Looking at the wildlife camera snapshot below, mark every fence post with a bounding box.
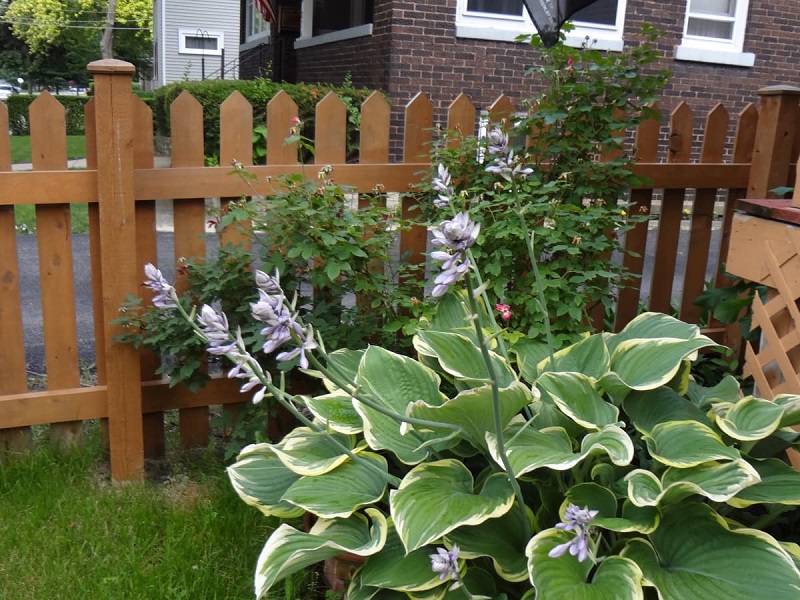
[87,59,144,482]
[747,85,800,199]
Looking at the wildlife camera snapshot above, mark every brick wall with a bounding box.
[291,0,800,159]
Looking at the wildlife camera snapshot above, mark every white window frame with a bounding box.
[455,0,627,52]
[675,0,754,67]
[245,0,270,43]
[295,0,373,50]
[179,28,224,56]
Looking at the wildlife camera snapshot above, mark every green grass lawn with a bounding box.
[11,135,88,234]
[9,135,86,164]
[0,425,319,599]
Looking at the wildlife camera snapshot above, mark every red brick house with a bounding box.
[240,0,799,152]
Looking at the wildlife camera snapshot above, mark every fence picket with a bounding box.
[30,93,82,449]
[487,94,516,126]
[315,92,347,164]
[648,102,693,314]
[447,93,477,142]
[0,103,31,455]
[170,91,210,448]
[680,104,729,323]
[219,90,254,250]
[267,91,298,164]
[360,92,390,164]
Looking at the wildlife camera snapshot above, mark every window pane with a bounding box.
[314,0,374,35]
[572,0,618,26]
[689,0,736,17]
[466,0,523,16]
[687,16,734,39]
[185,36,218,50]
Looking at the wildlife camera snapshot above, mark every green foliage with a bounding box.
[418,31,669,348]
[153,78,377,161]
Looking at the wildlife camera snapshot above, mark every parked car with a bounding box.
[0,82,16,101]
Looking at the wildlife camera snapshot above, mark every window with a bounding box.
[675,0,754,66]
[179,29,224,56]
[245,0,270,43]
[456,0,627,52]
[295,0,374,48]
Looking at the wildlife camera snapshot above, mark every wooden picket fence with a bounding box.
[0,59,795,480]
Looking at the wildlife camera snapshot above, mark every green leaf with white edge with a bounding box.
[623,387,711,434]
[621,503,800,600]
[536,371,619,429]
[610,336,717,391]
[625,459,760,507]
[729,458,800,507]
[425,288,483,343]
[357,525,447,593]
[226,443,304,518]
[355,346,449,464]
[282,452,388,518]
[709,396,785,441]
[448,502,531,582]
[488,423,633,477]
[269,427,354,476]
[686,375,742,409]
[596,370,632,405]
[390,459,515,553]
[304,391,363,434]
[527,530,643,600]
[564,483,618,520]
[535,333,610,380]
[512,338,551,384]
[321,348,365,393]
[645,421,740,468]
[775,394,800,428]
[596,501,660,534]
[255,508,388,599]
[414,330,516,388]
[409,381,533,451]
[607,312,702,355]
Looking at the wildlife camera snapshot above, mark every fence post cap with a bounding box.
[757,84,800,97]
[87,59,136,75]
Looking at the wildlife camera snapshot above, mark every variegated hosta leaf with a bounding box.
[609,336,717,391]
[607,312,703,354]
[355,346,449,465]
[729,458,800,507]
[535,333,610,380]
[270,427,354,476]
[389,459,515,553]
[597,501,660,534]
[775,394,800,428]
[226,443,304,518]
[413,330,516,389]
[320,348,365,393]
[447,503,531,582]
[621,504,800,599]
[423,288,485,343]
[408,381,533,451]
[623,387,711,434]
[644,421,740,468]
[527,530,643,599]
[686,375,742,409]
[357,525,448,593]
[488,423,633,477]
[281,452,388,518]
[624,459,760,508]
[305,391,363,434]
[536,371,619,429]
[709,396,785,441]
[564,482,618,520]
[255,508,388,599]
[512,338,551,384]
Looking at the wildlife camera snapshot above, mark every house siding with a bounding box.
[153,0,240,87]
[293,0,800,158]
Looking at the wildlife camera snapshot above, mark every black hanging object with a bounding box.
[522,0,600,47]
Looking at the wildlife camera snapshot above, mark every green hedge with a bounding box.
[153,78,380,160]
[7,93,157,136]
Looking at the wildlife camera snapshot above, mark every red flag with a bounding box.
[255,0,277,24]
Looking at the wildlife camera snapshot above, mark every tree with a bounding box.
[100,0,117,58]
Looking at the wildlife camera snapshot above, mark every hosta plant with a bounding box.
[144,254,800,599]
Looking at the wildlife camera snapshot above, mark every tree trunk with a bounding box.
[100,0,118,59]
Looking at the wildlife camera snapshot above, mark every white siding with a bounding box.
[153,0,240,87]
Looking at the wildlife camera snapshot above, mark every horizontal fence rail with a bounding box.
[2,59,795,480]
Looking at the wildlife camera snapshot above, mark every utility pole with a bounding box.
[100,0,118,58]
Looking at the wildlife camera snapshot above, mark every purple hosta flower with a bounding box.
[143,263,177,309]
[197,305,238,355]
[430,544,460,581]
[254,269,282,294]
[432,163,454,208]
[548,504,599,563]
[430,213,479,297]
[276,335,318,370]
[486,127,509,156]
